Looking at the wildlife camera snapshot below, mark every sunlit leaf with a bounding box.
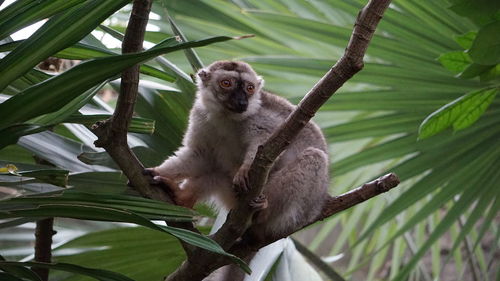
[419,88,498,139]
[454,31,476,50]
[438,51,472,74]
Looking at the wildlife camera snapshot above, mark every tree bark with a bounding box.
[92,0,168,202]
[32,218,55,281]
[91,0,198,254]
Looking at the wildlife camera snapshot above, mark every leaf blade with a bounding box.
[0,36,233,130]
[0,0,131,91]
[469,20,500,65]
[0,261,134,281]
[418,88,498,139]
[437,51,472,74]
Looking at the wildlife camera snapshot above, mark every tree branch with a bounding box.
[165,173,399,281]
[165,0,395,280]
[91,0,198,254]
[32,218,55,281]
[92,0,170,203]
[319,173,399,220]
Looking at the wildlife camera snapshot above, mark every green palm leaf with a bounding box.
[0,36,233,130]
[0,0,131,91]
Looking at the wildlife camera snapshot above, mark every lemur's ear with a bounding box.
[257,75,265,89]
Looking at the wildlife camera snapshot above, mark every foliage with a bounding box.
[0,0,498,281]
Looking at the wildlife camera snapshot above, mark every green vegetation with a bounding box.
[0,0,498,280]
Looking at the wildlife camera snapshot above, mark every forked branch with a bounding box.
[92,0,172,203]
[91,0,198,254]
[211,0,394,256]
[166,0,395,280]
[92,0,397,280]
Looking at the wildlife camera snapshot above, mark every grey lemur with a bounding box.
[149,60,329,243]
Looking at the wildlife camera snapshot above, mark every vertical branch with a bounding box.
[31,139,57,281]
[113,0,153,141]
[32,218,55,281]
[91,0,199,256]
[92,0,172,203]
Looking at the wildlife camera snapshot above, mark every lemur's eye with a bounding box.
[219,80,231,88]
[247,84,255,94]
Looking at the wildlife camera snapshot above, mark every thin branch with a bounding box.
[165,174,399,281]
[32,218,55,281]
[255,174,399,247]
[31,137,57,281]
[92,0,171,203]
[319,173,399,220]
[91,0,198,253]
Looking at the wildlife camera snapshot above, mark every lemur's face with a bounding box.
[197,61,264,117]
